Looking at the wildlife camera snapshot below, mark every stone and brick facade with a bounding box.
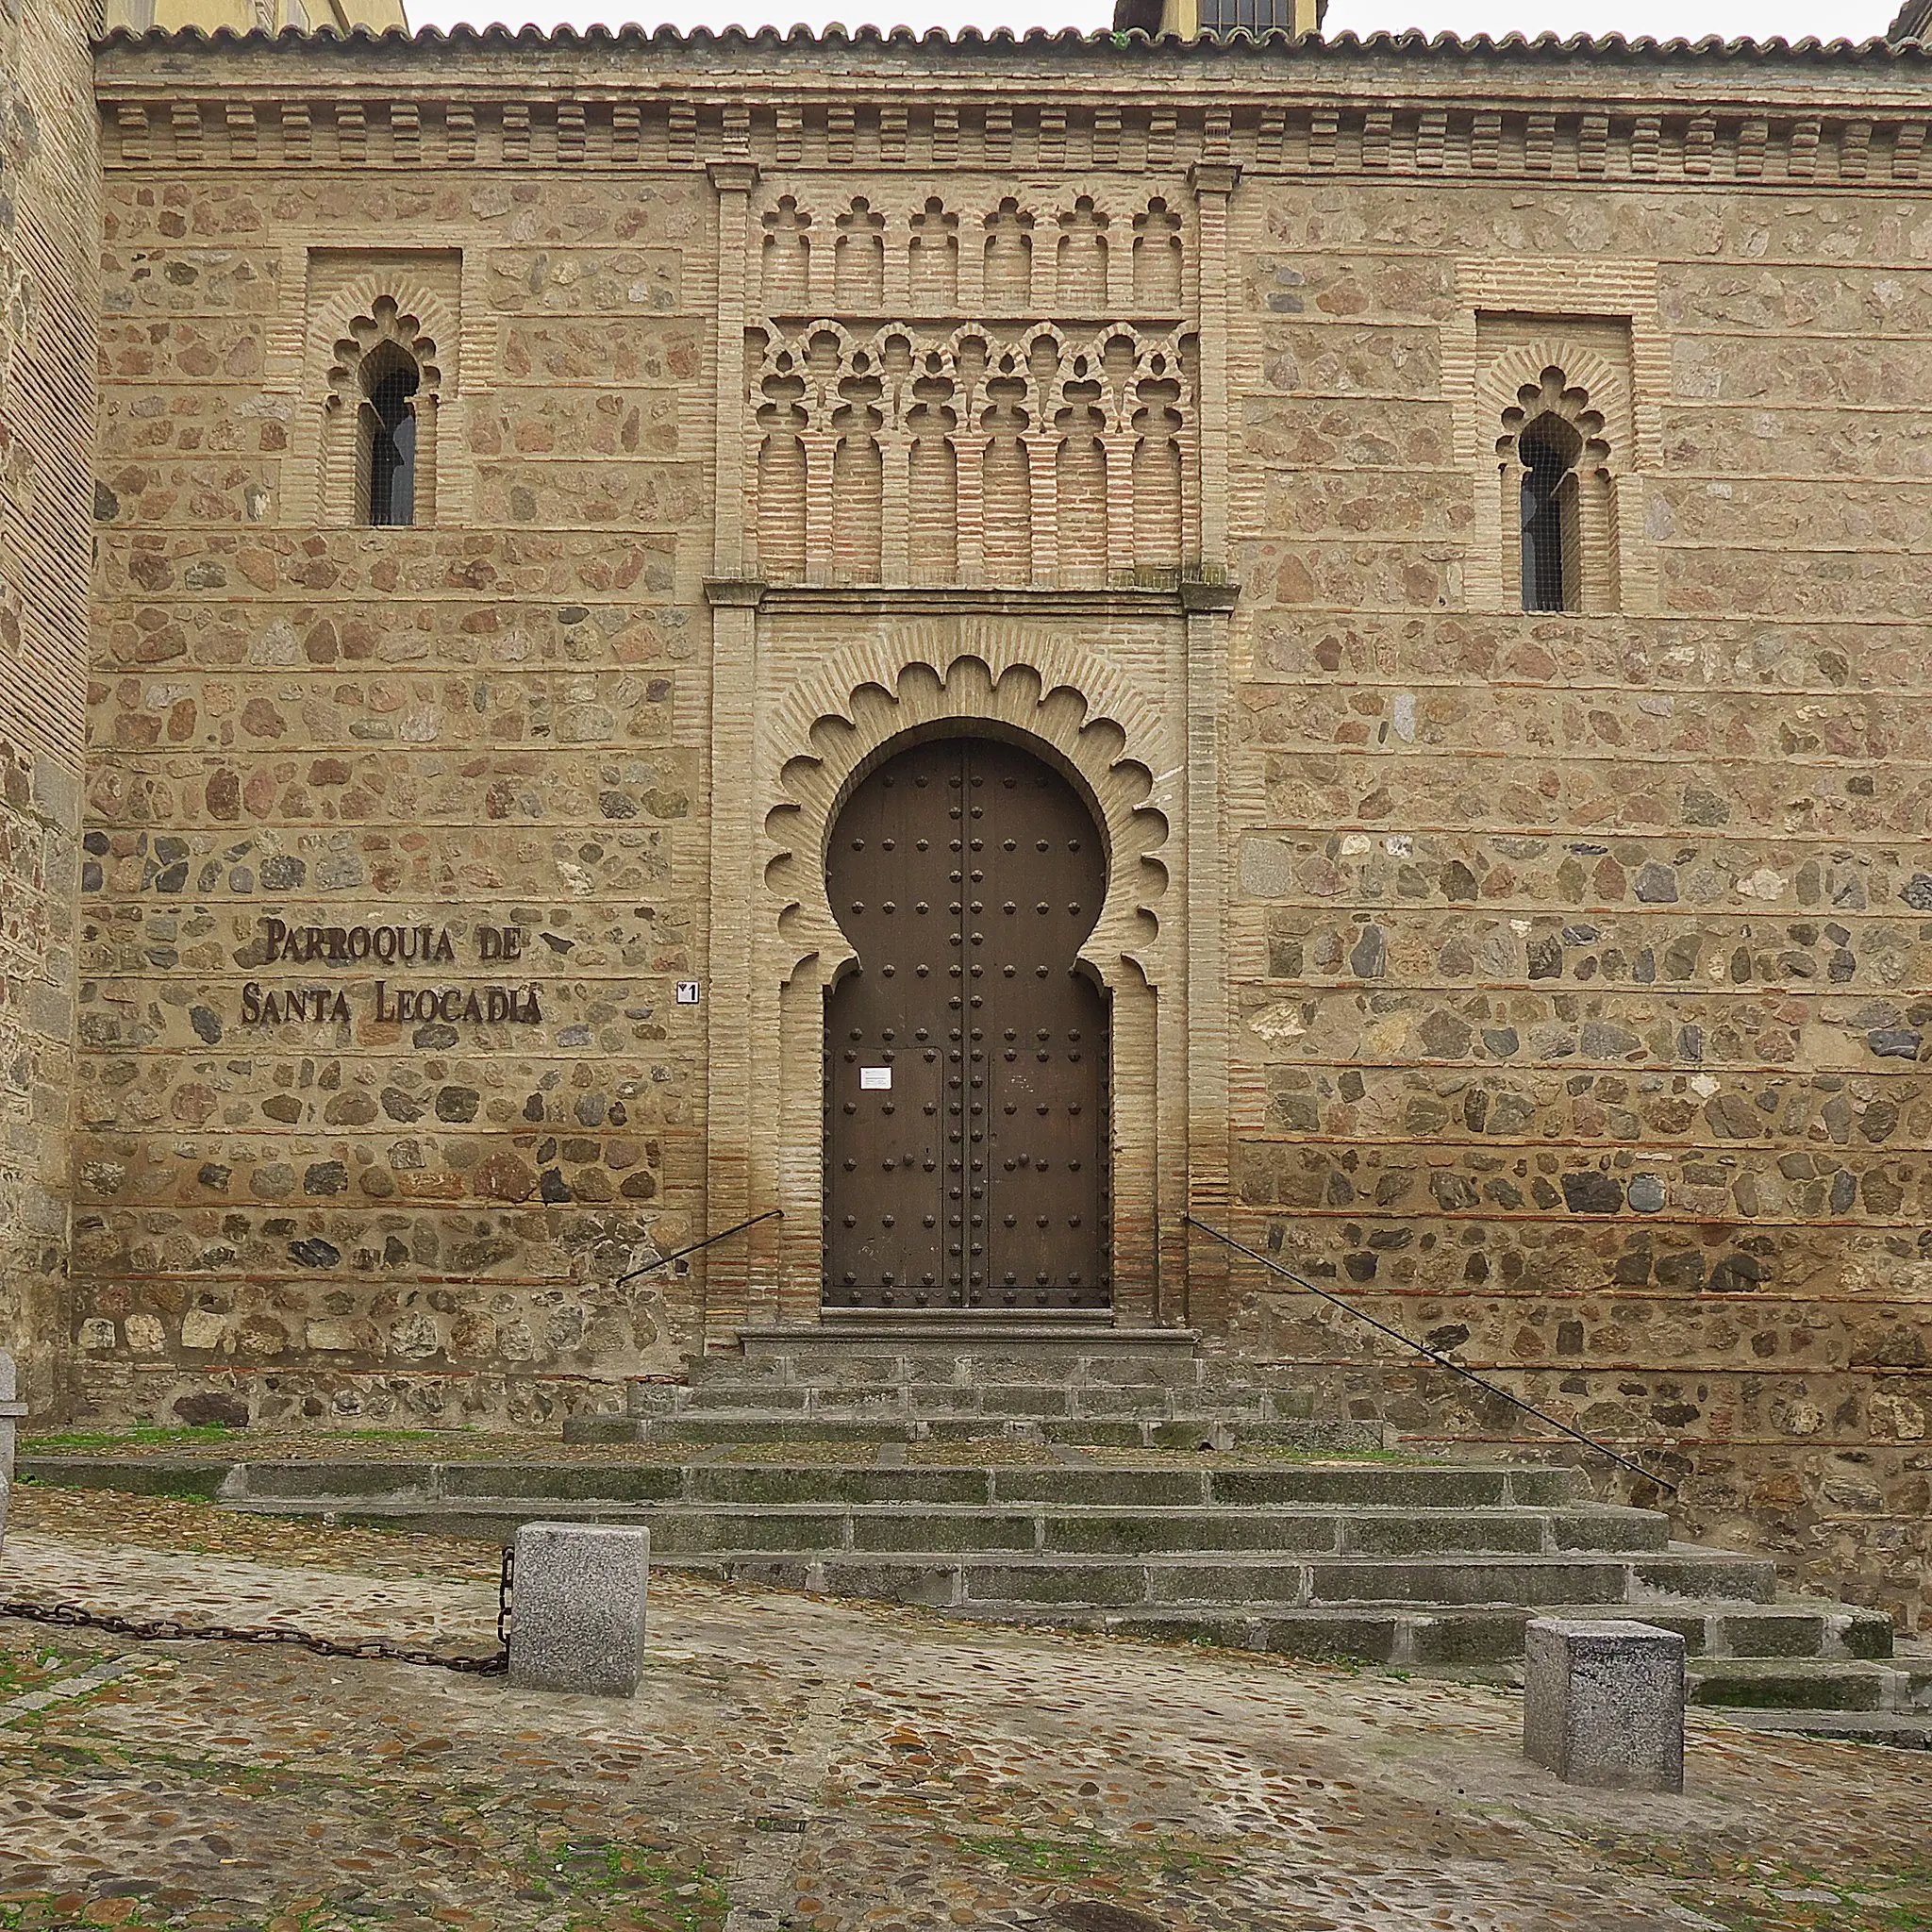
[2,15,1931,1625]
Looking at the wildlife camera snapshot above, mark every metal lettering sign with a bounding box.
[241,917,541,1034]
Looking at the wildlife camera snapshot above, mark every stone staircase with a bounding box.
[21,1445,1926,1740]
[562,1322,1388,1453]
[16,1325,1929,1746]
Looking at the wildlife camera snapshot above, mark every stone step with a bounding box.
[733,1323,1203,1373]
[1600,1601,1899,1662]
[635,1416,913,1445]
[1715,1708,1932,1749]
[20,1443,1903,1742]
[221,1497,1672,1559]
[652,1359,1317,1395]
[649,1414,1381,1450]
[1686,1657,1907,1713]
[622,1379,1321,1422]
[595,1334,1377,1456]
[617,1412,1389,1451]
[925,1599,1894,1667]
[17,1454,1587,1511]
[198,1526,1775,1614]
[577,1547,1780,1611]
[23,1450,1896,1713]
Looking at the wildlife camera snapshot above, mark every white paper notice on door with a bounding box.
[859,1066,892,1091]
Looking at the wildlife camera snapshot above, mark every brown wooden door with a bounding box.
[824,737,1109,1312]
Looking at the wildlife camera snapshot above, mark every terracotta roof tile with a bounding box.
[92,18,1932,57]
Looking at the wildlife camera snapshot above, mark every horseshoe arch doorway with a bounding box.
[822,735,1110,1313]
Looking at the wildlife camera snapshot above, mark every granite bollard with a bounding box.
[507,1521,650,1695]
[0,1352,23,1553]
[1524,1616,1686,1792]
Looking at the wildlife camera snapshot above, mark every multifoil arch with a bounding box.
[762,648,1174,996]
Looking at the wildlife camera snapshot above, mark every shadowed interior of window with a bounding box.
[363,347,421,527]
[1518,412,1580,612]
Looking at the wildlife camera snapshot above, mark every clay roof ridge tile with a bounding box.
[92,17,1932,58]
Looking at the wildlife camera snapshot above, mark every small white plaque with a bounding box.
[859,1066,892,1091]
[675,981,701,1005]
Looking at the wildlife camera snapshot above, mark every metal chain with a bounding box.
[0,1547,514,1676]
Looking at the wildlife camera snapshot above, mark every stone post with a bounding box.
[0,1352,23,1552]
[1524,1616,1686,1792]
[507,1522,651,1697]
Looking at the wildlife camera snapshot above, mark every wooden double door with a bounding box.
[824,736,1110,1312]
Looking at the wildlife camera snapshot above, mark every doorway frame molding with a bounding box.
[700,584,1220,1342]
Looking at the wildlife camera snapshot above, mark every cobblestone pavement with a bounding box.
[2,1485,1929,1932]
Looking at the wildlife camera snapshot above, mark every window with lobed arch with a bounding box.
[325,296,441,528]
[1497,366,1613,612]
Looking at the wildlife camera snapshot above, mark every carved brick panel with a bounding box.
[744,182,1198,589]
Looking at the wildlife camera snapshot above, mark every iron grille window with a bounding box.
[1519,416,1579,611]
[1197,0,1299,26]
[366,358,420,527]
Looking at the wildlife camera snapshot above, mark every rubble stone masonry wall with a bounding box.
[76,32,1932,1625]
[1220,164,1932,1630]
[0,0,100,1410]
[80,93,713,1431]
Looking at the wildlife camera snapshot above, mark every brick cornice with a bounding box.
[93,89,1932,191]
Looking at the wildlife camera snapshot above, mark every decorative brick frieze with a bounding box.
[170,99,203,160]
[93,81,1932,191]
[225,99,257,160]
[749,319,1193,591]
[335,99,365,164]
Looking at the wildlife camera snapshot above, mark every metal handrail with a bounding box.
[1182,1213,1677,1495]
[612,1208,783,1288]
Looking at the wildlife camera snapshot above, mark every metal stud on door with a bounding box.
[824,738,1108,1311]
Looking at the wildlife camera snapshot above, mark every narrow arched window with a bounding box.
[1518,413,1580,611]
[362,347,421,526]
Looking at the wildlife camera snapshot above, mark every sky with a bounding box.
[406,0,1901,45]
